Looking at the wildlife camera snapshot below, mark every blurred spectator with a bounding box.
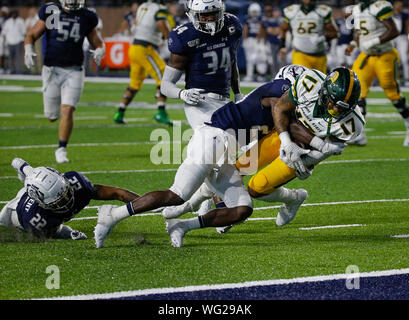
[170,1,189,26]
[261,5,284,77]
[0,6,9,74]
[119,1,139,36]
[1,9,26,74]
[393,0,409,85]
[332,5,355,69]
[25,7,41,73]
[242,2,263,82]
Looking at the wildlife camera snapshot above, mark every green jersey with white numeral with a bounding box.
[289,69,366,142]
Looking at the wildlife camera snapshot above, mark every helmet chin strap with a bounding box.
[205,22,216,36]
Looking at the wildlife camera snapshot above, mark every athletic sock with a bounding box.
[58,140,68,148]
[157,101,166,110]
[256,187,295,203]
[184,216,202,231]
[110,203,133,223]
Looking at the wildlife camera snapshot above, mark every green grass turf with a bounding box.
[0,79,409,299]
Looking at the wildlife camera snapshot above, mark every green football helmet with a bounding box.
[318,67,361,121]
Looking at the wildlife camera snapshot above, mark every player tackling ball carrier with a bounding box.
[161,65,365,239]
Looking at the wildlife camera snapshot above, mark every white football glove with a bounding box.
[71,230,87,240]
[179,88,205,105]
[234,93,244,102]
[360,37,380,53]
[279,131,310,174]
[90,46,106,66]
[310,136,346,156]
[11,158,33,184]
[24,44,37,69]
[295,165,314,180]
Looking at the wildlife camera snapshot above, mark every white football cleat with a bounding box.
[347,130,367,146]
[94,205,119,248]
[165,219,186,248]
[276,189,308,227]
[403,130,409,147]
[216,225,233,234]
[162,202,192,219]
[55,147,69,163]
[197,198,213,215]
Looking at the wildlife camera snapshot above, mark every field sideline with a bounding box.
[0,76,409,301]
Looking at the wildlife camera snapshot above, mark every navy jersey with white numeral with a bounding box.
[208,79,291,144]
[335,18,353,45]
[244,15,261,38]
[15,171,94,237]
[38,2,98,67]
[168,13,242,97]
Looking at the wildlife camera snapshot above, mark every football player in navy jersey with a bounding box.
[94,0,254,249]
[0,158,139,240]
[24,0,105,164]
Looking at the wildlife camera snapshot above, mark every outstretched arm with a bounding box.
[92,184,140,203]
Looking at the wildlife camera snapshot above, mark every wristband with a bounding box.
[309,136,325,151]
[279,131,292,146]
[24,44,34,53]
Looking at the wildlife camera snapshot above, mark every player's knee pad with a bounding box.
[357,98,367,117]
[248,172,269,194]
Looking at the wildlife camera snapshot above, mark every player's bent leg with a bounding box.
[115,87,138,124]
[95,190,185,248]
[162,182,214,219]
[247,157,308,226]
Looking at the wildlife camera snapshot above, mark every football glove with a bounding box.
[71,230,87,240]
[360,37,380,53]
[295,165,314,180]
[24,44,37,69]
[279,131,310,174]
[179,88,205,105]
[90,46,106,66]
[234,93,244,102]
[310,136,346,156]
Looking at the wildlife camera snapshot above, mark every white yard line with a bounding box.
[38,267,409,300]
[0,158,408,180]
[391,234,409,238]
[299,224,365,230]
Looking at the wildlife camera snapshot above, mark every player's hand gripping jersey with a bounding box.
[352,1,394,55]
[283,4,333,55]
[168,13,242,98]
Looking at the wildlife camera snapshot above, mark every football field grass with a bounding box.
[0,78,408,300]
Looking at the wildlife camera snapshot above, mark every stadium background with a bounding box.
[0,0,365,77]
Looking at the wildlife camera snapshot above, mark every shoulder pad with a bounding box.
[283,5,300,21]
[370,1,394,20]
[290,69,325,105]
[316,5,332,20]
